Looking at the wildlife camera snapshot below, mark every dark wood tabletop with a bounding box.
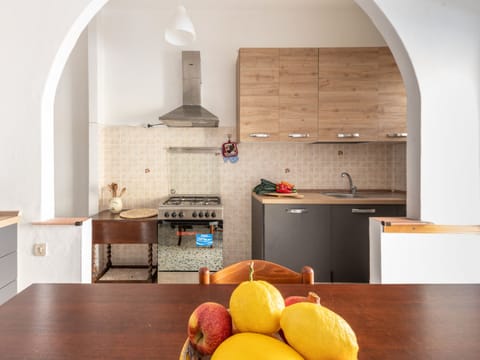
[0,283,479,359]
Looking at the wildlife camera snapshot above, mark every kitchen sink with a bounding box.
[322,192,361,198]
[321,191,402,199]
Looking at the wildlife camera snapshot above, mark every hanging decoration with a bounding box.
[221,134,239,163]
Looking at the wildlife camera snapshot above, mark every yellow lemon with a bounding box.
[280,302,359,360]
[211,332,303,360]
[229,279,284,334]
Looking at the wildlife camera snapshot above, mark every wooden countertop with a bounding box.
[0,211,20,228]
[31,217,89,226]
[1,283,480,359]
[253,189,406,205]
[373,217,480,234]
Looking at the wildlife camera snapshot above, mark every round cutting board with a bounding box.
[119,208,158,219]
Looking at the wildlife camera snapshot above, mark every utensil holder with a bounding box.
[109,197,123,214]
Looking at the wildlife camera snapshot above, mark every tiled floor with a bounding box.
[100,268,152,282]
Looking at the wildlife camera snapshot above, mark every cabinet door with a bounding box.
[279,48,318,142]
[238,48,280,142]
[377,47,407,142]
[331,205,405,283]
[264,205,331,282]
[0,224,16,257]
[318,48,379,142]
[317,47,406,143]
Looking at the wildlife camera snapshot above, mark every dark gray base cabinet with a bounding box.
[331,204,405,283]
[252,197,405,283]
[252,200,331,281]
[0,224,18,305]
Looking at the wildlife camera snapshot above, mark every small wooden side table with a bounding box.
[91,210,158,283]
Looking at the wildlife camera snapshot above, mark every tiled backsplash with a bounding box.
[168,151,221,194]
[99,126,406,266]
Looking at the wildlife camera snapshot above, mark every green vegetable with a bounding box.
[261,178,277,187]
[253,178,277,194]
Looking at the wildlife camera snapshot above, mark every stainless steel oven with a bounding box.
[158,195,223,271]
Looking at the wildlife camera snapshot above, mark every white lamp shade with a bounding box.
[165,5,196,46]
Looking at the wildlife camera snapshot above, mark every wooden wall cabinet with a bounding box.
[376,47,407,142]
[317,47,406,142]
[237,47,406,143]
[237,48,318,142]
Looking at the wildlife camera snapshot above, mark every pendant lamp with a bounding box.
[165,5,196,46]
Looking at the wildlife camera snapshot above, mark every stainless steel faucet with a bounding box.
[341,172,357,195]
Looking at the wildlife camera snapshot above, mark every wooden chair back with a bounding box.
[199,260,314,284]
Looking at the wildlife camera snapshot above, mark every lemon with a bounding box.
[280,302,359,360]
[211,332,304,360]
[229,279,284,334]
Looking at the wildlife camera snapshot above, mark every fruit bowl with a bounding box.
[179,338,211,360]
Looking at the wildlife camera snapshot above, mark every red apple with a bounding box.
[284,291,321,306]
[187,302,232,355]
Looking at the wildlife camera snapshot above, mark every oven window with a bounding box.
[157,221,223,271]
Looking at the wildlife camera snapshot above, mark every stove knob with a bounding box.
[198,212,204,218]
[179,211,184,218]
[192,212,197,218]
[171,212,177,218]
[205,212,210,218]
[211,212,216,218]
[164,212,170,218]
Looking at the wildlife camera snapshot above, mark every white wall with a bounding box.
[369,0,480,225]
[19,221,92,289]
[54,30,89,217]
[97,0,386,127]
[0,0,106,291]
[0,0,96,221]
[369,219,480,284]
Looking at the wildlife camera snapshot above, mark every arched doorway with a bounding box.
[43,0,420,220]
[41,0,109,219]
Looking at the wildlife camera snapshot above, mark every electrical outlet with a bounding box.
[33,243,47,256]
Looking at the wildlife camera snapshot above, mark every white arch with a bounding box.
[40,0,109,219]
[354,0,421,219]
[40,0,421,219]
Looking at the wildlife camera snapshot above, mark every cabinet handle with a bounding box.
[337,133,360,138]
[288,133,310,139]
[286,208,308,214]
[249,133,270,138]
[352,208,376,214]
[386,133,408,138]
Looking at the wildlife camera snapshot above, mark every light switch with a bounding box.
[33,243,47,256]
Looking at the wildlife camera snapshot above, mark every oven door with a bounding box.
[157,220,223,271]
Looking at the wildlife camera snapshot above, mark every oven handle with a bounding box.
[160,219,223,227]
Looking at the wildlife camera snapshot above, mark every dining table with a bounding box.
[0,283,479,359]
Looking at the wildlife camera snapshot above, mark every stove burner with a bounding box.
[159,195,223,221]
[163,195,221,206]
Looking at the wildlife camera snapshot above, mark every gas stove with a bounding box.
[158,195,223,221]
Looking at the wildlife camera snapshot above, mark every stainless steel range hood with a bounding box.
[159,51,219,127]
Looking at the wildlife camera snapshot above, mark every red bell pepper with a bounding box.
[276,183,292,193]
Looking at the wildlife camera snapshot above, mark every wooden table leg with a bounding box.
[148,244,153,282]
[106,244,112,268]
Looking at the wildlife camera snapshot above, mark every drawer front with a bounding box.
[0,224,17,257]
[0,252,17,289]
[93,220,158,244]
[0,280,17,306]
